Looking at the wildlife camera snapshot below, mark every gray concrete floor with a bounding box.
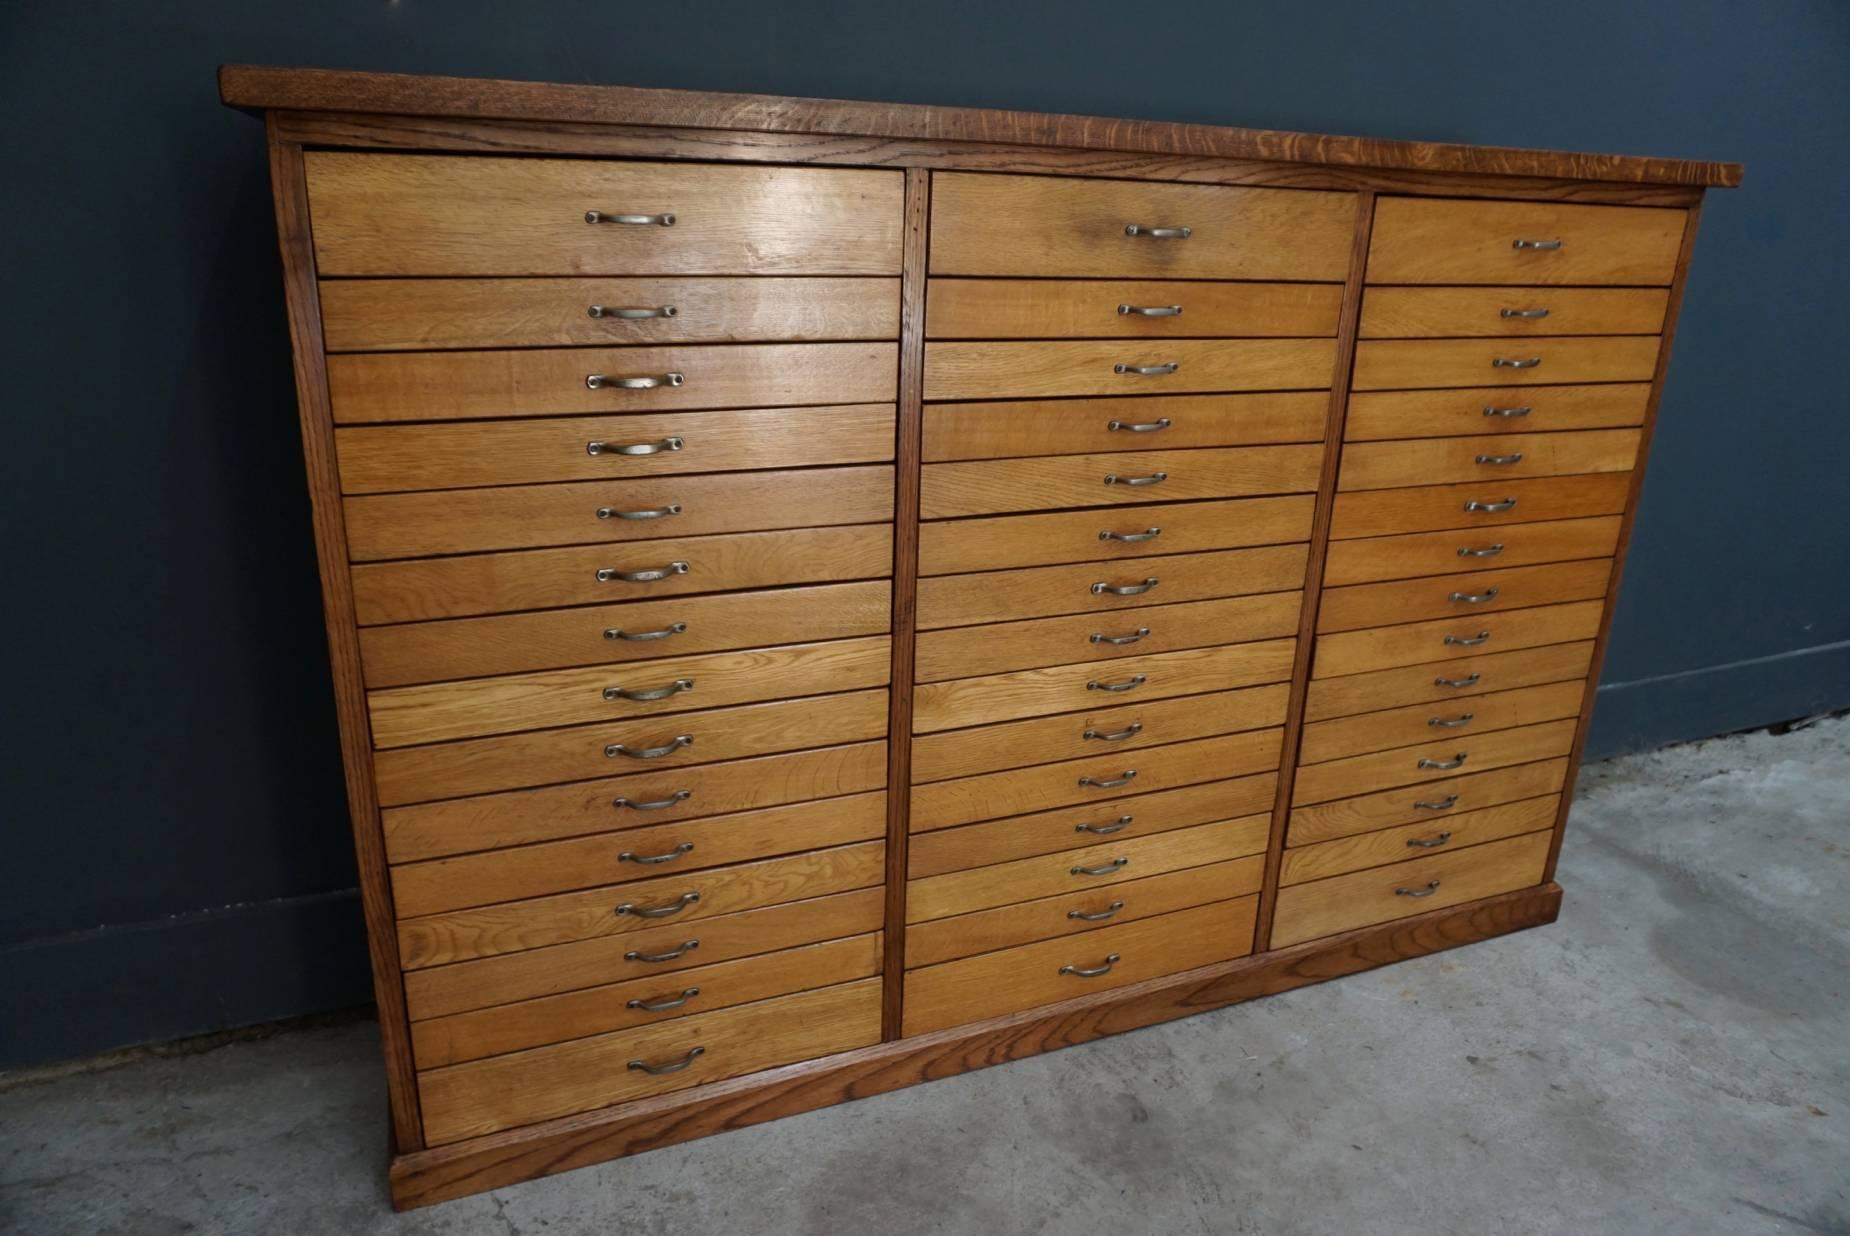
[4,718,1847,1236]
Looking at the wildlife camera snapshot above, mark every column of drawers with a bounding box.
[1273,197,1686,947]
[303,153,906,1145]
[901,173,1357,1034]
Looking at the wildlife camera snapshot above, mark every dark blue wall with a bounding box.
[3,0,1846,1068]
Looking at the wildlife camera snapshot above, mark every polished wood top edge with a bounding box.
[220,65,1742,189]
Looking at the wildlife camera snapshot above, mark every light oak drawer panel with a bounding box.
[398,841,886,969]
[305,154,904,277]
[1298,681,1587,766]
[418,979,882,1145]
[930,173,1356,280]
[1282,796,1560,886]
[1366,198,1685,286]
[914,639,1296,733]
[404,887,884,1020]
[922,393,1327,462]
[1343,383,1651,442]
[358,580,892,688]
[411,932,883,1069]
[921,446,1324,518]
[376,690,888,806]
[1291,718,1577,806]
[912,731,1283,831]
[919,496,1315,575]
[350,524,894,626]
[1359,287,1669,339]
[345,465,895,560]
[1289,758,1569,846]
[1352,336,1661,392]
[1329,473,1632,540]
[1270,830,1552,948]
[335,405,896,494]
[1339,430,1641,492]
[1311,600,1603,679]
[1315,559,1611,634]
[1321,516,1623,587]
[382,741,888,863]
[1303,641,1595,723]
[392,791,887,918]
[320,277,900,352]
[902,897,1256,1036]
[924,339,1337,401]
[916,593,1302,683]
[927,279,1343,338]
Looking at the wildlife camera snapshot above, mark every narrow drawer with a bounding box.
[927,279,1343,338]
[1290,718,1577,806]
[410,932,883,1069]
[335,404,896,493]
[902,897,1257,1036]
[357,579,892,687]
[345,465,895,560]
[1282,796,1559,886]
[1359,287,1669,338]
[418,978,882,1144]
[1321,516,1623,587]
[930,173,1356,279]
[1310,600,1603,678]
[1343,383,1651,442]
[1329,473,1632,539]
[1303,641,1595,723]
[1337,430,1640,491]
[398,840,886,968]
[924,339,1337,401]
[921,393,1327,462]
[1315,559,1611,633]
[304,154,905,276]
[1352,337,1660,391]
[913,639,1296,733]
[320,277,901,352]
[350,524,895,626]
[1366,198,1685,286]
[921,446,1323,518]
[1288,757,1569,846]
[1298,681,1586,765]
[1270,830,1552,948]
[918,495,1315,575]
[368,635,892,748]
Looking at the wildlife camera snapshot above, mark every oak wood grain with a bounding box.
[1320,516,1623,587]
[920,446,1324,518]
[923,338,1337,401]
[1328,472,1632,539]
[927,279,1342,339]
[1291,719,1577,806]
[1298,680,1587,765]
[922,392,1328,461]
[1287,758,1570,846]
[1309,600,1604,678]
[1367,198,1688,285]
[1359,287,1668,339]
[1281,795,1558,885]
[1314,558,1611,633]
[1342,383,1651,441]
[1351,337,1661,392]
[1302,641,1596,722]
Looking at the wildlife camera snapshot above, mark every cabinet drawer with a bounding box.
[1282,796,1559,886]
[921,447,1323,518]
[1315,559,1610,633]
[1311,600,1603,678]
[924,339,1337,401]
[1288,757,1569,845]
[930,173,1356,280]
[1338,430,1640,492]
[927,279,1343,338]
[1304,641,1595,722]
[1359,287,1668,339]
[1352,337,1660,391]
[320,276,900,352]
[1291,718,1577,806]
[902,897,1257,1036]
[1343,383,1650,442]
[922,393,1327,462]
[1321,516,1623,587]
[1329,473,1632,539]
[1298,680,1586,765]
[1366,198,1685,286]
[418,978,882,1144]
[304,154,904,276]
[1270,830,1552,948]
[918,496,1315,575]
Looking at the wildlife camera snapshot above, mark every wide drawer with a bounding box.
[922,393,1327,462]
[1337,430,1640,492]
[1359,287,1669,338]
[1298,680,1586,765]
[918,496,1315,575]
[1321,516,1623,587]
[418,978,882,1144]
[1352,337,1660,391]
[1366,198,1685,286]
[902,897,1257,1036]
[1329,473,1632,539]
[927,279,1344,338]
[1288,757,1569,845]
[1310,600,1603,678]
[930,173,1356,279]
[923,447,1323,519]
[924,339,1337,401]
[1303,641,1595,722]
[1314,559,1611,633]
[304,154,905,276]
[1343,383,1651,441]
[1270,830,1552,948]
[1282,796,1559,886]
[320,277,900,352]
[1291,718,1577,806]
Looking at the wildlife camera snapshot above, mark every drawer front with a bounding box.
[1288,757,1569,846]
[1339,430,1640,491]
[1352,337,1660,391]
[921,447,1324,518]
[1343,383,1651,442]
[1311,600,1603,678]
[345,465,896,560]
[320,277,900,352]
[336,404,896,493]
[1303,641,1595,723]
[418,978,883,1144]
[1282,796,1559,886]
[1298,680,1586,766]
[305,154,905,277]
[1359,287,1669,339]
[329,342,897,424]
[918,496,1315,575]
[1321,516,1623,586]
[902,897,1257,1036]
[924,339,1338,401]
[1329,473,1632,539]
[922,393,1328,462]
[369,636,892,748]
[1315,559,1611,633]
[927,279,1344,338]
[1270,830,1552,948]
[930,173,1357,280]
[350,524,895,626]
[1291,718,1577,806]
[1366,198,1686,286]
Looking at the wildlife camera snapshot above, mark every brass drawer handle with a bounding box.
[1449,587,1501,604]
[1100,527,1162,543]
[604,678,695,702]
[1125,223,1191,238]
[1457,544,1504,559]
[1118,304,1182,317]
[1444,630,1491,647]
[1406,832,1453,849]
[1107,417,1173,433]
[1433,673,1480,689]
[1512,238,1562,250]
[1490,357,1541,370]
[620,841,695,865]
[1090,627,1151,646]
[587,436,683,457]
[1078,771,1137,790]
[1068,900,1125,922]
[1113,362,1180,376]
[1499,307,1550,320]
[605,622,687,642]
[1075,815,1134,835]
[1428,713,1475,729]
[1091,577,1159,596]
[1396,880,1443,898]
[1088,674,1147,693]
[1104,473,1168,488]
[587,372,685,390]
[627,986,700,1012]
[625,939,698,962]
[598,503,682,521]
[1463,498,1517,513]
[607,735,695,759]
[1483,406,1532,418]
[589,304,678,319]
[627,1046,705,1075]
[612,789,693,811]
[587,210,675,226]
[1060,952,1123,977]
[1072,857,1130,875]
[1476,453,1525,466]
[598,561,690,584]
[1083,724,1144,742]
[616,891,700,918]
[1417,753,1468,771]
[1414,794,1460,811]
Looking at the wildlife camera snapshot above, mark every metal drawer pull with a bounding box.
[1512,238,1562,250]
[1100,527,1162,543]
[606,622,686,642]
[1414,794,1460,811]
[1396,881,1443,898]
[587,437,683,457]
[1061,952,1123,977]
[1072,857,1129,876]
[1125,223,1191,238]
[1449,587,1501,604]
[607,735,695,759]
[1068,900,1125,922]
[1500,307,1550,319]
[1075,815,1134,835]
[1444,630,1491,647]
[589,304,678,319]
[1428,714,1475,729]
[1476,453,1525,466]
[598,561,690,584]
[1406,832,1453,849]
[1091,577,1159,596]
[587,210,675,226]
[627,987,700,1012]
[1490,357,1541,370]
[620,841,695,864]
[1114,362,1180,376]
[1084,724,1144,742]
[616,891,700,918]
[1107,417,1173,433]
[1103,472,1168,488]
[599,503,682,521]
[1118,304,1183,317]
[586,372,685,390]
[1433,673,1480,689]
[1078,772,1137,790]
[1457,544,1504,559]
[1418,753,1468,770]
[625,939,698,962]
[1482,405,1532,418]
[1464,498,1517,513]
[612,789,693,811]
[604,678,694,702]
[1088,674,1147,693]
[1090,627,1151,646]
[627,1046,705,1075]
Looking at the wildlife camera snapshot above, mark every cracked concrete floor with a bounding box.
[3,717,1846,1235]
